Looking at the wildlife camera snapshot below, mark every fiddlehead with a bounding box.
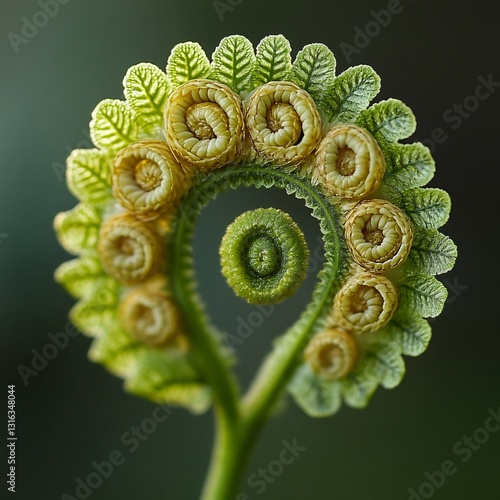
[244,81,322,166]
[219,208,309,305]
[164,79,245,171]
[54,33,457,498]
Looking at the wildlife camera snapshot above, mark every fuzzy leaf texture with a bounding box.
[364,344,406,390]
[254,35,292,86]
[123,63,170,133]
[289,43,336,113]
[326,65,381,122]
[397,188,451,229]
[288,364,342,418]
[356,98,416,142]
[407,228,458,275]
[54,204,101,256]
[124,349,211,414]
[70,276,122,337]
[382,143,436,193]
[382,308,432,357]
[89,99,138,153]
[166,42,211,88]
[66,149,112,205]
[399,273,448,318]
[55,256,106,299]
[211,35,255,94]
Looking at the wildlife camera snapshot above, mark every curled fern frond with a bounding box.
[55,35,456,423]
[219,208,309,305]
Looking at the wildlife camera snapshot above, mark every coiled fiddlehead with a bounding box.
[219,208,309,304]
[54,34,457,500]
[164,79,245,171]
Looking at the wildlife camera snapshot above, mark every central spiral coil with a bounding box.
[219,208,309,304]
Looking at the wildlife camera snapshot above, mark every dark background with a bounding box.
[1,0,499,499]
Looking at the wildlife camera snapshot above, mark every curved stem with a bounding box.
[200,408,246,500]
[169,165,346,499]
[170,204,240,422]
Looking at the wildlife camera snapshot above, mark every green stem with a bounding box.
[169,165,346,499]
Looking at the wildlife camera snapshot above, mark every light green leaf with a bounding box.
[211,35,255,94]
[382,143,436,193]
[66,149,112,205]
[365,344,405,389]
[70,276,122,337]
[54,255,106,299]
[326,65,381,122]
[288,364,342,417]
[90,99,138,154]
[89,324,143,378]
[398,188,451,229]
[125,349,211,414]
[356,98,416,142]
[382,308,432,357]
[289,43,336,112]
[54,203,101,255]
[166,42,211,88]
[399,273,448,318]
[341,356,379,408]
[253,35,292,86]
[123,63,170,134]
[407,229,458,275]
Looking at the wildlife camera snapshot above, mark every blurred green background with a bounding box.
[1,0,499,499]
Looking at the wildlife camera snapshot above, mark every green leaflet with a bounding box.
[289,43,336,113]
[364,344,405,390]
[166,42,211,88]
[89,323,143,378]
[125,349,212,414]
[70,275,122,337]
[382,308,432,357]
[382,143,436,193]
[54,255,106,299]
[211,35,255,94]
[89,99,138,154]
[397,188,451,229]
[331,344,405,410]
[356,98,416,143]
[253,35,292,86]
[407,228,458,276]
[398,273,448,318]
[288,364,342,417]
[66,149,112,205]
[341,365,379,409]
[54,203,101,255]
[123,63,170,134]
[326,65,381,122]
